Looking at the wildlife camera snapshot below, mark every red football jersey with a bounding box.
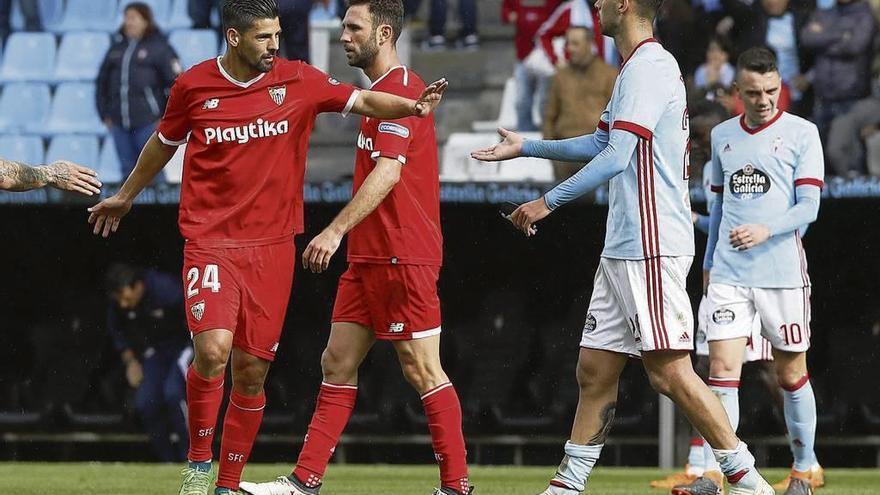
[347,66,442,266]
[158,57,359,246]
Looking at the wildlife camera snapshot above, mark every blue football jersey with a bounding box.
[707,112,824,288]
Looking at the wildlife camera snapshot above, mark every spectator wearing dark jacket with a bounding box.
[0,0,40,41]
[800,0,876,142]
[278,0,314,62]
[720,0,812,104]
[502,0,562,131]
[105,263,190,463]
[96,3,181,180]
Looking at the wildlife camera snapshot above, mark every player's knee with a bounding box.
[708,354,740,378]
[575,357,615,391]
[776,365,808,390]
[320,347,358,383]
[398,353,446,393]
[645,367,677,397]
[193,341,230,376]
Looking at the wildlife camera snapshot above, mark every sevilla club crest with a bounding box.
[190,300,206,322]
[268,85,286,106]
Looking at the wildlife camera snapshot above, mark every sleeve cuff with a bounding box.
[794,178,824,189]
[157,131,188,146]
[710,185,723,193]
[612,120,653,140]
[597,120,609,132]
[342,89,361,117]
[370,150,407,164]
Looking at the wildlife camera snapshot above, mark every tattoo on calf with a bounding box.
[587,401,616,445]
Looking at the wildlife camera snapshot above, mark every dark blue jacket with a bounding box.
[96,31,181,130]
[800,0,877,101]
[107,269,187,355]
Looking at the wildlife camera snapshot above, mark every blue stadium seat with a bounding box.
[0,83,52,134]
[166,0,193,29]
[53,0,119,32]
[46,135,100,169]
[169,29,219,70]
[45,83,106,135]
[0,33,56,82]
[119,0,170,28]
[38,0,67,31]
[53,32,112,81]
[0,135,45,164]
[98,137,123,183]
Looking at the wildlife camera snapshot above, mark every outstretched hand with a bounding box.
[47,160,102,196]
[470,127,524,162]
[413,78,448,117]
[87,194,133,238]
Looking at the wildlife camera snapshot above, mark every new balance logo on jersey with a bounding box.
[202,98,219,110]
[357,132,374,151]
[389,322,405,333]
[204,118,290,145]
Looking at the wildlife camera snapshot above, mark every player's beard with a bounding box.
[348,34,379,69]
[255,52,276,73]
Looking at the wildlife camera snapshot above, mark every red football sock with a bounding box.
[216,390,266,490]
[293,382,358,488]
[186,366,224,463]
[422,383,469,494]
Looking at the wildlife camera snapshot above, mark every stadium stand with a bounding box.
[45,134,100,167]
[45,82,106,135]
[51,0,119,33]
[118,0,171,28]
[0,135,44,165]
[0,83,51,134]
[53,32,112,82]
[97,137,123,184]
[166,0,193,30]
[169,29,219,71]
[0,32,56,82]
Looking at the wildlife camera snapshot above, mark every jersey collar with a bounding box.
[216,57,267,88]
[621,37,658,67]
[739,110,785,135]
[370,65,408,88]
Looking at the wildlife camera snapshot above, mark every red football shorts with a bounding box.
[331,263,442,341]
[182,239,295,361]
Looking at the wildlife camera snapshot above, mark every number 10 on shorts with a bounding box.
[187,264,221,298]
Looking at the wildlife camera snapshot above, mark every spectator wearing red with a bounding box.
[502,0,562,131]
[535,0,618,69]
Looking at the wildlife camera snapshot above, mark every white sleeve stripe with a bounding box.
[157,132,187,146]
[370,151,407,165]
[342,89,360,117]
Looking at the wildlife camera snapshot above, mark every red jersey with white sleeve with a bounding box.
[347,66,442,266]
[158,57,360,246]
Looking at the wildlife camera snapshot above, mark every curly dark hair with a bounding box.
[347,0,405,42]
[221,0,278,34]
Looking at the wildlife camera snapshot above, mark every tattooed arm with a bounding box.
[0,159,101,195]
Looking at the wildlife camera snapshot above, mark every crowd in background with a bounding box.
[506,0,880,178]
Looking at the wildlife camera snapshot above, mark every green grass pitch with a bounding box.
[1,464,877,494]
